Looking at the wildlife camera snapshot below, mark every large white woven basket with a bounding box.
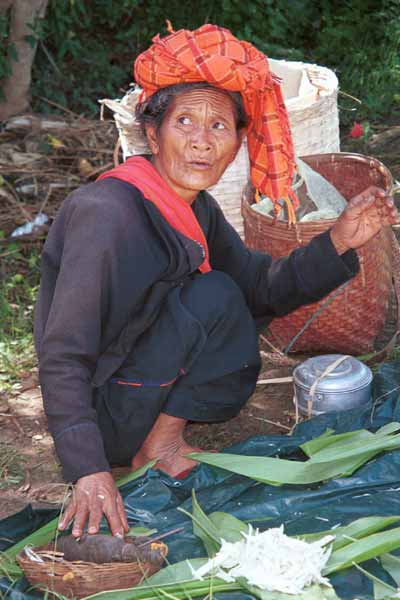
[100,60,339,237]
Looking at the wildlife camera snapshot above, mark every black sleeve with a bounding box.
[206,197,359,318]
[36,181,168,482]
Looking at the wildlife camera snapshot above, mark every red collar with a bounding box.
[98,156,211,273]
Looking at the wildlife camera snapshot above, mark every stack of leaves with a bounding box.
[189,422,400,485]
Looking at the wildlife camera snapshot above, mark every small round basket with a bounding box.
[242,152,398,354]
[17,539,167,599]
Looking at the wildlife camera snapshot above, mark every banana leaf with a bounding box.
[306,433,400,464]
[381,553,400,586]
[127,526,157,537]
[189,427,400,486]
[324,526,400,574]
[351,563,398,600]
[208,511,248,543]
[0,460,157,581]
[188,450,371,486]
[84,558,240,599]
[301,423,400,458]
[299,516,400,551]
[178,490,221,557]
[301,429,374,457]
[240,580,340,600]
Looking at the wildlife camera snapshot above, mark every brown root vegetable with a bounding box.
[55,534,168,565]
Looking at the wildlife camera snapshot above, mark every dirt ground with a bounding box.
[0,112,399,522]
[0,351,300,521]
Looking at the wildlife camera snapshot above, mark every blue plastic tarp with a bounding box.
[2,360,400,599]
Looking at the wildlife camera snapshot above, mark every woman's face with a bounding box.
[146,88,245,203]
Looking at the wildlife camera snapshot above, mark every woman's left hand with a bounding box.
[330,185,399,255]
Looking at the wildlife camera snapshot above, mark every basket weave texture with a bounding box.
[242,153,395,354]
[17,540,165,599]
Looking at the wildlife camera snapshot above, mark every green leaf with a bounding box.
[188,451,367,486]
[138,557,208,586]
[116,459,157,488]
[381,553,400,586]
[208,511,248,543]
[300,429,373,458]
[331,517,400,552]
[308,432,400,465]
[0,518,59,579]
[24,34,37,49]
[298,516,400,551]
[83,559,240,599]
[375,423,400,437]
[324,526,400,574]
[351,563,397,600]
[178,491,221,557]
[127,527,157,537]
[239,580,341,600]
[189,428,400,486]
[300,429,374,457]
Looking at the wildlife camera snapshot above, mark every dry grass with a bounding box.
[0,112,118,237]
[0,443,25,490]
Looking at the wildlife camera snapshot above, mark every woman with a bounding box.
[34,24,398,539]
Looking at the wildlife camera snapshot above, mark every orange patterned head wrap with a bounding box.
[134,23,297,211]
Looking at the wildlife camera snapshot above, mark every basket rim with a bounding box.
[242,152,394,231]
[16,551,147,568]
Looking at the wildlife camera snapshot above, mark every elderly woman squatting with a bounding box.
[34,26,399,540]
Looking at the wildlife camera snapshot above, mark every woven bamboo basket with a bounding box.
[17,539,166,599]
[242,153,396,354]
[99,60,339,238]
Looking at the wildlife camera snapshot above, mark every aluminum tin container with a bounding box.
[293,354,373,416]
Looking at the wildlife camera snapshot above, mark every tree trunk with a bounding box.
[0,0,49,121]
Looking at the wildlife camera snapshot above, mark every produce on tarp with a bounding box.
[81,494,400,600]
[54,533,167,564]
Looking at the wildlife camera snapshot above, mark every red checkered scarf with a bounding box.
[134,23,297,214]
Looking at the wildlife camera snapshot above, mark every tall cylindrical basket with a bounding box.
[242,153,396,354]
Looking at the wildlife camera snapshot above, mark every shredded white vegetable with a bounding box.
[191,525,334,595]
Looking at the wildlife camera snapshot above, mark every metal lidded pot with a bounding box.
[293,354,373,417]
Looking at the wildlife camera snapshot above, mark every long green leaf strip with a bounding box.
[189,424,400,485]
[84,558,241,599]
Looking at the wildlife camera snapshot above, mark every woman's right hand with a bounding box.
[58,471,129,538]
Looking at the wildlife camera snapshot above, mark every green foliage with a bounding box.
[189,423,400,485]
[25,0,398,122]
[1,1,399,124]
[0,443,25,490]
[0,240,41,389]
[312,0,400,121]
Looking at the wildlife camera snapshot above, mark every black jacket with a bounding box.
[34,178,359,480]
